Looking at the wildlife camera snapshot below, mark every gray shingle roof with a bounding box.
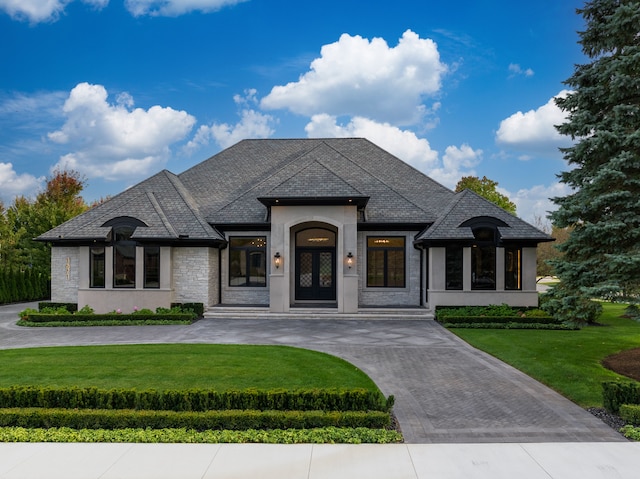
[37,170,224,243]
[415,189,552,243]
[38,138,551,244]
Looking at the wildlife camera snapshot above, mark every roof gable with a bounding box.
[416,189,552,243]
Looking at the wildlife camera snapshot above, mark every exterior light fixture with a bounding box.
[274,252,281,269]
[347,252,353,269]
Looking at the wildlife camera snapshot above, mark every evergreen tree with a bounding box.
[546,0,640,323]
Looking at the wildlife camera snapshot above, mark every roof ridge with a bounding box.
[321,139,431,215]
[145,190,178,238]
[163,170,219,236]
[210,142,321,214]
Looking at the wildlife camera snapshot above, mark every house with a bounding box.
[38,138,552,314]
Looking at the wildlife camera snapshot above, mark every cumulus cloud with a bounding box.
[305,114,439,170]
[0,0,107,23]
[428,144,482,188]
[0,162,44,201]
[124,0,247,17]
[262,30,447,126]
[185,89,275,151]
[48,82,195,181]
[506,181,572,224]
[508,63,534,78]
[496,90,573,153]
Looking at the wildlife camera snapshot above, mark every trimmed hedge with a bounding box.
[440,315,558,325]
[0,426,403,444]
[0,408,390,431]
[0,386,393,412]
[602,382,640,413]
[440,322,574,330]
[22,313,194,323]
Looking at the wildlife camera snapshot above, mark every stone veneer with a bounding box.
[50,246,79,303]
[172,247,218,306]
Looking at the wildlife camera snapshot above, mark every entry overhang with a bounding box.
[258,196,370,208]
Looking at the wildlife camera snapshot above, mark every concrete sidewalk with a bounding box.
[1,442,639,478]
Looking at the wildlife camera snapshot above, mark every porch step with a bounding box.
[203,306,434,320]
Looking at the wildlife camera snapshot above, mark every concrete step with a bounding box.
[203,306,434,320]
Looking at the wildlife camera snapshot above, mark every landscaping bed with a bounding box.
[17,303,203,326]
[0,386,400,444]
[435,304,569,329]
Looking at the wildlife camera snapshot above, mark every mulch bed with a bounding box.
[602,347,640,382]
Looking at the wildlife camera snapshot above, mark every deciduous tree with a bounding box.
[455,176,517,215]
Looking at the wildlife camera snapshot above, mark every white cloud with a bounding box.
[48,82,195,181]
[0,0,107,23]
[0,162,44,202]
[124,0,247,17]
[304,113,481,189]
[262,30,447,126]
[428,144,482,189]
[496,90,573,153]
[505,181,572,224]
[508,63,534,77]
[305,114,439,170]
[185,90,275,151]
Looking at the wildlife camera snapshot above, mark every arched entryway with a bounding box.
[294,227,336,302]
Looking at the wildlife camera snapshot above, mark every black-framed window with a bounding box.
[367,236,405,288]
[505,246,522,290]
[471,227,497,290]
[144,246,160,289]
[90,246,105,288]
[445,246,463,290]
[229,237,266,287]
[113,225,136,288]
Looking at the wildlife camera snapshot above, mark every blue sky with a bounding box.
[1,0,587,223]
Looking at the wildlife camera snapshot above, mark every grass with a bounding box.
[0,344,379,392]
[451,302,640,407]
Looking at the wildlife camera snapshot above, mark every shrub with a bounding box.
[38,302,77,312]
[171,303,204,318]
[0,408,391,431]
[620,404,640,426]
[0,386,393,412]
[602,382,640,413]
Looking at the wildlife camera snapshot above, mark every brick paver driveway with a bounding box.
[0,303,625,443]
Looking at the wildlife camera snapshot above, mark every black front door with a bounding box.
[295,248,336,301]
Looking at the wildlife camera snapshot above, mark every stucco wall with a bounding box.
[427,246,539,308]
[50,246,79,303]
[357,231,421,307]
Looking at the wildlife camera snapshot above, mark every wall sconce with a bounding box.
[346,252,354,269]
[274,252,281,269]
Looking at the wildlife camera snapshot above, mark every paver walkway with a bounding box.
[0,302,625,443]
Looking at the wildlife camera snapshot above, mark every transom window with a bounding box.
[367,236,405,288]
[229,237,267,287]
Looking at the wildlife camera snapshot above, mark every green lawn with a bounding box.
[0,344,379,392]
[451,302,640,407]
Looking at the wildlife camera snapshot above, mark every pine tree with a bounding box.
[546,0,640,323]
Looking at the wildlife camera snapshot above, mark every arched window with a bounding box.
[103,217,146,289]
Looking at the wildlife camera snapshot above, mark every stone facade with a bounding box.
[172,247,218,306]
[50,246,79,304]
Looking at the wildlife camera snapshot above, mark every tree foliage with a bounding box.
[545,0,640,323]
[0,170,88,304]
[455,176,517,215]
